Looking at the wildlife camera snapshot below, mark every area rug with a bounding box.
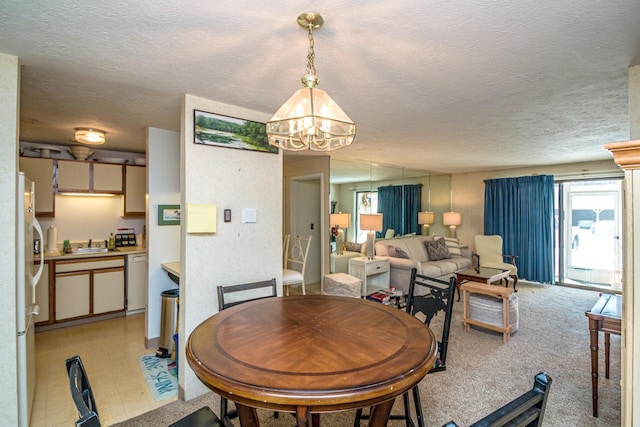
[137,354,178,401]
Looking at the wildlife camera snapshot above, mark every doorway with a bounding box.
[555,179,623,291]
[290,175,323,284]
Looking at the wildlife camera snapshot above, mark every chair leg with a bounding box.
[412,386,425,427]
[354,408,363,427]
[220,397,235,427]
[302,281,306,295]
[512,274,518,292]
[402,392,413,427]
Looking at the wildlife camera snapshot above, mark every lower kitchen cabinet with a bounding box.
[55,273,91,320]
[53,256,126,323]
[94,269,125,314]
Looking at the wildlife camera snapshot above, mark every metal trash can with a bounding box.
[156,289,179,358]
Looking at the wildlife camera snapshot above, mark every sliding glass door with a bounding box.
[556,179,623,290]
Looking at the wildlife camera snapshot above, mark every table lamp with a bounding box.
[443,211,462,238]
[359,213,383,259]
[418,211,435,236]
[330,212,351,255]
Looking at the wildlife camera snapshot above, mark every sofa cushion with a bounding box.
[344,241,362,253]
[376,237,429,262]
[425,237,450,261]
[388,245,410,259]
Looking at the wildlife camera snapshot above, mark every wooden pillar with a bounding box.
[605,139,640,426]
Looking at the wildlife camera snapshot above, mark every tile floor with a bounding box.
[31,313,175,427]
[30,282,321,427]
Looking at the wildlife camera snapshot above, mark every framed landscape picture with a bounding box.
[194,110,278,154]
[158,205,181,226]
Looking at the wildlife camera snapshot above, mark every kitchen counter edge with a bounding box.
[42,247,147,261]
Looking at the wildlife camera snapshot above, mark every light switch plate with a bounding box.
[242,208,257,223]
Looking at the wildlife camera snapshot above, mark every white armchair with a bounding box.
[473,235,519,291]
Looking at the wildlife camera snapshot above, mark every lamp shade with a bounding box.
[360,213,383,231]
[267,87,356,151]
[418,211,435,225]
[330,212,351,228]
[443,211,462,226]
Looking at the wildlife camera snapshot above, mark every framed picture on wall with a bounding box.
[193,110,278,154]
[158,205,181,225]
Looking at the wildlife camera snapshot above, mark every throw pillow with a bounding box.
[344,242,362,253]
[424,237,451,261]
[442,236,462,257]
[388,245,410,259]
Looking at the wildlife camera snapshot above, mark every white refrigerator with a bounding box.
[17,173,44,427]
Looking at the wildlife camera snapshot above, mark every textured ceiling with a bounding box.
[2,1,640,175]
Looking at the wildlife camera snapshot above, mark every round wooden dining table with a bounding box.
[186,295,437,427]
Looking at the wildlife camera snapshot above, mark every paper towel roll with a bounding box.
[47,226,58,253]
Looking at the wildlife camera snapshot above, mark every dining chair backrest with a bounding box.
[283,234,312,274]
[66,355,223,427]
[66,355,101,427]
[407,268,456,372]
[217,278,278,310]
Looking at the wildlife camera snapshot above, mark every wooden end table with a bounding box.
[461,281,514,343]
[349,256,391,297]
[585,293,622,417]
[454,267,510,301]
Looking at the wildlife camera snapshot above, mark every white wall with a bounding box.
[0,52,19,426]
[180,95,283,400]
[146,127,180,345]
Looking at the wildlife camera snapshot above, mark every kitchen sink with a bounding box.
[72,247,109,254]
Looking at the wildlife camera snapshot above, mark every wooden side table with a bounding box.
[348,256,390,297]
[585,293,622,417]
[461,281,514,343]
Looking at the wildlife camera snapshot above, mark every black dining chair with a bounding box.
[66,355,223,427]
[216,278,278,427]
[354,268,456,427]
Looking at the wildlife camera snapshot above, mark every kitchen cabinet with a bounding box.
[54,256,126,322]
[57,160,123,194]
[34,261,51,324]
[123,165,146,217]
[19,157,55,216]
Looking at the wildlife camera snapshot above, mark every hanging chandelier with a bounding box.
[266,12,356,151]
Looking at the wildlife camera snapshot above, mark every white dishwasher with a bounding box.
[127,254,147,314]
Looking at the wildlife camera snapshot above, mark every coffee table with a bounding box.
[454,267,510,301]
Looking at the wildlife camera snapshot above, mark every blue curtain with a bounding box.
[484,175,554,283]
[377,184,422,237]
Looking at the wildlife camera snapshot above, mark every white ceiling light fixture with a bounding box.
[266,12,356,151]
[75,128,106,145]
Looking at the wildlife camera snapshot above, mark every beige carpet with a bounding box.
[113,282,620,426]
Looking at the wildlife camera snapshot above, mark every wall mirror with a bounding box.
[329,158,452,249]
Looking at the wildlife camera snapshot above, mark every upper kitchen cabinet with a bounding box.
[57,160,123,194]
[19,157,55,216]
[123,165,145,217]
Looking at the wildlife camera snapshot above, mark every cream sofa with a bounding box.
[374,235,472,294]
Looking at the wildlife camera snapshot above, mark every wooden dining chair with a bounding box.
[282,234,312,295]
[216,279,278,426]
[354,268,456,427]
[65,355,223,427]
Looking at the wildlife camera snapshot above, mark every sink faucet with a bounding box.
[88,239,92,248]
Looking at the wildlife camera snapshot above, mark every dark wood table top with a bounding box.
[186,295,437,418]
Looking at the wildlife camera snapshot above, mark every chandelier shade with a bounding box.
[266,11,356,151]
[267,87,356,151]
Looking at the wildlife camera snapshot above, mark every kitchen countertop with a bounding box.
[43,246,146,261]
[161,261,180,277]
